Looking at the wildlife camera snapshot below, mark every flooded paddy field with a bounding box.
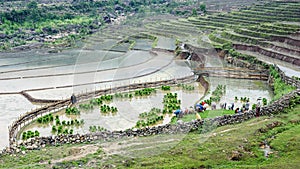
[22,83,205,138]
[0,22,194,149]
[204,77,274,109]
[0,95,37,149]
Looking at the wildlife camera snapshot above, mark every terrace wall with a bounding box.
[233,44,300,66]
[273,65,300,88]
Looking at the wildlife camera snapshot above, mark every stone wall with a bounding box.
[273,65,300,89]
[3,89,299,154]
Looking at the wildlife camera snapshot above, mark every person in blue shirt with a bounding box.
[174,109,181,117]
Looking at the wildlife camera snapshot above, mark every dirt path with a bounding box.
[41,144,99,165]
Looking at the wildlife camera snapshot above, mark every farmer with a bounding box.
[245,101,250,111]
[211,102,217,110]
[195,103,204,112]
[224,102,227,109]
[196,112,202,120]
[174,109,182,117]
[231,103,234,110]
[71,94,77,105]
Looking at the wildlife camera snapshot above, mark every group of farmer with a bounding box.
[174,97,262,118]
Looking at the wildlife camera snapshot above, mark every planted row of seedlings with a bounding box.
[37,114,54,124]
[79,103,94,110]
[65,107,80,115]
[87,95,114,107]
[52,126,74,135]
[177,83,195,91]
[134,88,156,96]
[52,115,84,135]
[89,126,108,133]
[100,104,118,114]
[203,85,226,105]
[22,130,40,140]
[235,97,250,102]
[55,115,84,126]
[114,88,157,99]
[114,93,133,99]
[136,108,164,128]
[162,93,181,114]
[210,85,226,102]
[78,95,116,115]
[161,85,171,91]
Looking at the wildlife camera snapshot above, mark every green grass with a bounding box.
[172,109,235,124]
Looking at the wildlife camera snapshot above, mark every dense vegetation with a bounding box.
[0,0,207,51]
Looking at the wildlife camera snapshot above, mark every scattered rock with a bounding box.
[230,151,242,161]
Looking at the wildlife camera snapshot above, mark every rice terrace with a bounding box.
[0,0,299,168]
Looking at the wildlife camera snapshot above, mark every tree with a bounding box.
[192,8,197,16]
[200,4,206,13]
[27,1,38,9]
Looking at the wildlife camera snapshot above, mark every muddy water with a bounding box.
[203,77,274,110]
[26,60,194,100]
[0,51,171,93]
[132,39,153,50]
[0,50,151,79]
[155,36,176,50]
[0,95,37,150]
[22,83,205,137]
